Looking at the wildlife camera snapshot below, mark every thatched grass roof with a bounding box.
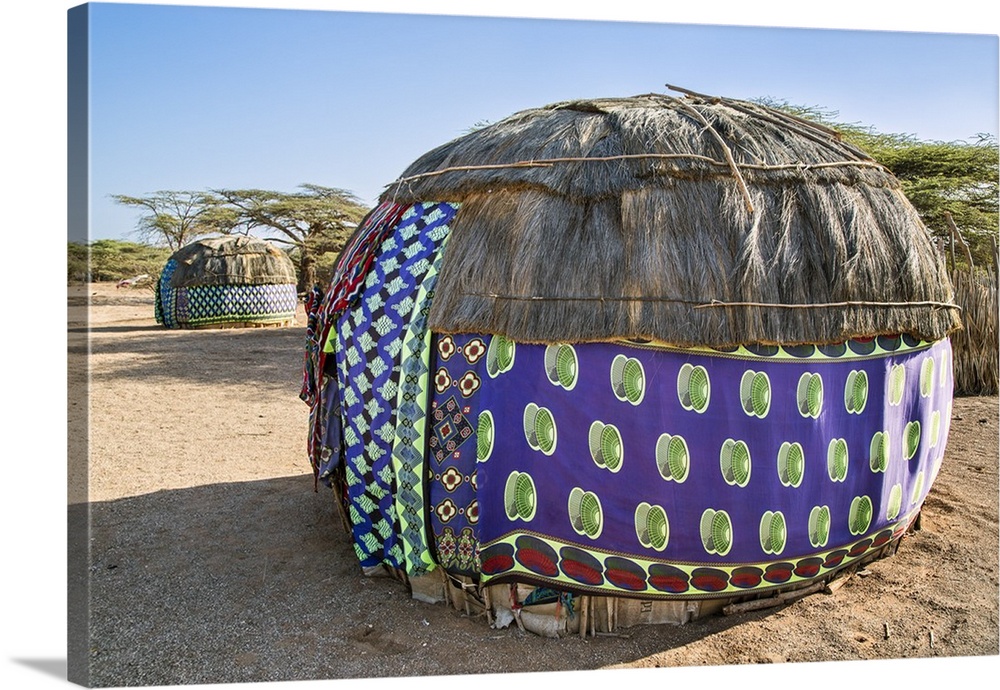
[167,236,296,288]
[381,90,961,347]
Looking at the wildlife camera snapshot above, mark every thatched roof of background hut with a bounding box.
[166,236,297,289]
[382,89,961,348]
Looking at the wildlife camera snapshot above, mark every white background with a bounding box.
[2,2,997,689]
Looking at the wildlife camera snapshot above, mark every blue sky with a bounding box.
[78,1,999,242]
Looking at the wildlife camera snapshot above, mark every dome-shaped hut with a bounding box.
[301,90,960,634]
[155,235,298,329]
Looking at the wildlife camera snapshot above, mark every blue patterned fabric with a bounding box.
[155,259,180,328]
[314,374,343,486]
[388,230,450,576]
[331,202,457,569]
[178,283,297,326]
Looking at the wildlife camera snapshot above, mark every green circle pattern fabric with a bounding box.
[474,336,953,598]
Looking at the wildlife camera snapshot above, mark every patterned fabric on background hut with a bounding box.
[155,235,298,329]
[301,90,962,635]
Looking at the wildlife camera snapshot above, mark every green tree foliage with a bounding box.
[111,190,238,251]
[857,133,997,269]
[757,99,999,271]
[68,240,172,283]
[212,184,369,292]
[110,185,370,292]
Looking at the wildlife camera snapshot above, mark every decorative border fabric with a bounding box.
[387,231,450,576]
[426,334,489,576]
[474,336,953,598]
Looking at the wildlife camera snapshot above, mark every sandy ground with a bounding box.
[70,281,999,688]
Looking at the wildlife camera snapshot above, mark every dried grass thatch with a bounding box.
[950,268,998,395]
[167,236,296,288]
[382,90,961,347]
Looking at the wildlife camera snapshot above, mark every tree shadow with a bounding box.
[79,325,309,390]
[68,324,171,335]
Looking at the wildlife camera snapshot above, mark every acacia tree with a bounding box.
[213,184,369,292]
[111,190,238,251]
[853,132,998,269]
[758,99,999,271]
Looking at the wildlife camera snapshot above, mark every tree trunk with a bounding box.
[298,252,317,294]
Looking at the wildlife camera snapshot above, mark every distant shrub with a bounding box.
[68,240,172,283]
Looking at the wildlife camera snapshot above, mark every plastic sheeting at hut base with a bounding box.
[302,201,953,637]
[399,535,907,636]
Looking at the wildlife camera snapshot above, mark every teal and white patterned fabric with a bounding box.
[156,260,297,329]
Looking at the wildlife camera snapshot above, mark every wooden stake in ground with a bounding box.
[945,211,975,272]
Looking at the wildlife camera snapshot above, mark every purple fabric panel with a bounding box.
[475,338,952,570]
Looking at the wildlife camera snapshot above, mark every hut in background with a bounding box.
[156,235,298,329]
[302,90,961,635]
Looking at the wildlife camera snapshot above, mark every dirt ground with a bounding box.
[70,281,999,688]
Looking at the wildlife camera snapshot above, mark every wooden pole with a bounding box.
[950,230,957,274]
[945,211,974,271]
[484,586,493,627]
[670,96,756,214]
[991,234,998,284]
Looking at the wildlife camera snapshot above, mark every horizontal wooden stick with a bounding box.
[388,153,887,186]
[722,580,826,615]
[472,292,962,312]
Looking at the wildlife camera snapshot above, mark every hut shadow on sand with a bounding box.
[78,474,783,686]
